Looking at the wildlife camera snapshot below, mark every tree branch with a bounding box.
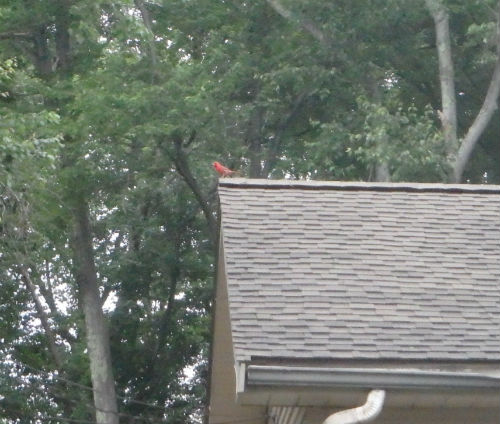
[19,266,64,369]
[246,107,264,178]
[134,0,158,72]
[33,264,76,344]
[453,0,500,182]
[150,230,182,370]
[0,32,32,40]
[263,90,310,176]
[265,0,329,47]
[39,260,59,315]
[167,137,218,246]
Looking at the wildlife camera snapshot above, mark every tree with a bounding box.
[1,0,218,421]
[1,1,499,423]
[261,0,500,182]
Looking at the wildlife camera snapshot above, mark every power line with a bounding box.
[2,372,167,424]
[37,417,97,424]
[36,415,265,424]
[20,362,179,412]
[206,417,268,424]
[3,365,260,424]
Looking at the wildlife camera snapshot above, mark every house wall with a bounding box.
[252,387,500,424]
[304,405,499,424]
[208,245,266,424]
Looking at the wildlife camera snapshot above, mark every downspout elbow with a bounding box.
[322,390,386,424]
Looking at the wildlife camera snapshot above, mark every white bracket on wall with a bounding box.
[268,406,306,424]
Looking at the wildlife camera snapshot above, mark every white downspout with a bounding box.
[322,390,386,424]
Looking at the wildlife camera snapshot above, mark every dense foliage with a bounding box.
[0,0,499,423]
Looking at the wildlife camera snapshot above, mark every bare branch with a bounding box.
[263,90,310,176]
[246,107,264,178]
[38,260,59,315]
[19,266,64,368]
[265,0,328,46]
[149,228,183,372]
[0,32,32,40]
[453,0,500,182]
[454,63,500,182]
[34,270,75,345]
[134,0,158,71]
[167,137,218,246]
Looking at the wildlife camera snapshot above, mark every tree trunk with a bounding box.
[425,0,458,160]
[54,0,71,72]
[134,0,158,69]
[32,26,53,76]
[247,108,264,178]
[374,163,391,182]
[71,197,119,424]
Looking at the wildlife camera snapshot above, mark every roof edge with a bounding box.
[219,178,500,194]
[246,365,500,390]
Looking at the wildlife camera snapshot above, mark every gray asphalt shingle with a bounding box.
[218,179,500,362]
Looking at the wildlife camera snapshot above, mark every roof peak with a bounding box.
[219,178,500,194]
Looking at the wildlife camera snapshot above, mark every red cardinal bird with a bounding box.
[213,161,236,177]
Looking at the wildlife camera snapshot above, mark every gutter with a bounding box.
[246,365,500,390]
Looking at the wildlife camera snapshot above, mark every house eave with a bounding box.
[246,365,500,390]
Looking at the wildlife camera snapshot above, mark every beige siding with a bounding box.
[304,406,499,424]
[209,245,266,424]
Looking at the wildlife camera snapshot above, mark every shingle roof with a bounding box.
[218,179,500,362]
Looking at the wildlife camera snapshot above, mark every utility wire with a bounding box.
[4,369,265,424]
[2,372,166,424]
[3,371,261,424]
[37,415,267,424]
[37,417,98,424]
[20,362,177,412]
[207,417,268,424]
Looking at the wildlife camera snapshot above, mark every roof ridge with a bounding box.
[219,178,500,194]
